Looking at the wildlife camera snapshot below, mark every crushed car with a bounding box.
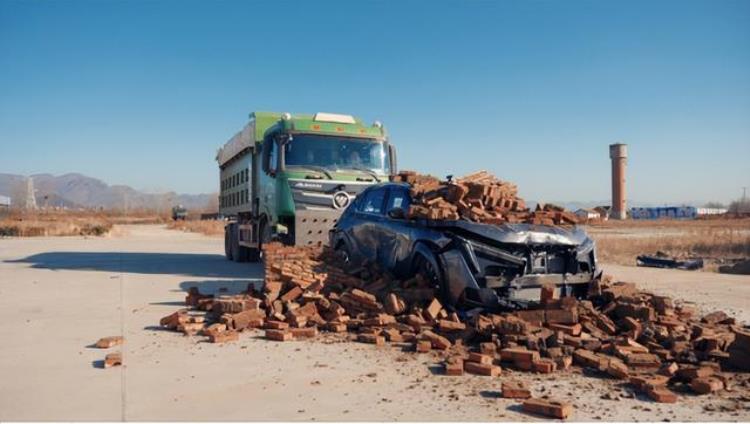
[330,182,600,310]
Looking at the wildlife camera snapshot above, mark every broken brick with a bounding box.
[104,352,122,368]
[265,329,293,342]
[522,398,573,419]
[464,361,501,376]
[690,377,724,394]
[502,380,531,399]
[95,336,123,349]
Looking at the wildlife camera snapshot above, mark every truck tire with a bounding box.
[228,222,249,263]
[224,224,233,261]
[247,219,270,263]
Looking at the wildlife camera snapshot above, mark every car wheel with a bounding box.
[334,241,351,266]
[414,253,447,299]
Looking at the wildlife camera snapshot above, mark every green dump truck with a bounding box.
[217,111,397,262]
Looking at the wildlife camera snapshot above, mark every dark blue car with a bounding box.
[329,182,599,310]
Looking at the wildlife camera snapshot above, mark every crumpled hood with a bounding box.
[426,220,592,247]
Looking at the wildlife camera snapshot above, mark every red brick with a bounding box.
[545,308,578,324]
[424,298,443,321]
[265,320,289,330]
[464,361,501,376]
[606,359,630,379]
[540,284,555,305]
[210,330,239,343]
[104,352,122,368]
[522,398,573,419]
[280,286,303,302]
[325,322,347,333]
[690,377,724,394]
[438,320,466,331]
[95,336,123,349]
[420,330,451,350]
[532,358,557,373]
[500,348,540,363]
[625,353,661,369]
[415,340,432,352]
[678,366,714,380]
[479,342,497,355]
[290,327,318,338]
[502,380,531,399]
[445,359,464,376]
[646,385,677,403]
[468,352,493,365]
[358,334,385,346]
[265,329,292,342]
[547,323,581,336]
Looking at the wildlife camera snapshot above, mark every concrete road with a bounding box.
[0,224,748,421]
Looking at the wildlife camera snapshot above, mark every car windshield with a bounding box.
[284,134,390,176]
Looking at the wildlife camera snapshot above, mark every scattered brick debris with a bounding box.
[95,336,123,349]
[104,352,122,368]
[155,236,749,405]
[522,398,573,419]
[502,380,531,399]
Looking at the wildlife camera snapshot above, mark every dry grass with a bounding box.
[166,219,224,237]
[0,211,114,237]
[0,210,168,237]
[589,218,750,270]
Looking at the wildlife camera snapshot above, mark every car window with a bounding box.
[358,188,386,215]
[387,187,410,212]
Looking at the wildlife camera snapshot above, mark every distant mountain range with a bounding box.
[0,172,216,211]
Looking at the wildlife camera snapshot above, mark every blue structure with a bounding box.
[630,206,697,220]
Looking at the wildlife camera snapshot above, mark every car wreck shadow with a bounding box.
[6,251,261,279]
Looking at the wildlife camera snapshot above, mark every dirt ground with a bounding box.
[1,224,749,421]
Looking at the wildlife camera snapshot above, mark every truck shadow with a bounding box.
[6,251,262,279]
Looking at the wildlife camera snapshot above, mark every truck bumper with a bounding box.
[294,209,343,247]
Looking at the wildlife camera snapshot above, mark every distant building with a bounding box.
[593,206,610,220]
[630,206,697,220]
[0,195,10,209]
[696,207,728,216]
[575,208,601,221]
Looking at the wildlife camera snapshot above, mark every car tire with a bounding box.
[413,252,448,302]
[334,241,351,265]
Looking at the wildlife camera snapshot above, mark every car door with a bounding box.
[379,186,415,275]
[350,186,388,264]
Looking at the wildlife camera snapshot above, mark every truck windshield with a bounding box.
[284,134,390,176]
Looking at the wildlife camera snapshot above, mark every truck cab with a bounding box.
[217,111,397,262]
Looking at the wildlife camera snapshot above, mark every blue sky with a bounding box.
[1,0,749,205]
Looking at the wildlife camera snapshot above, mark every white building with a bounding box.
[0,195,10,209]
[575,208,601,221]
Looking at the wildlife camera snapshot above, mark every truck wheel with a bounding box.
[248,219,270,263]
[224,224,234,261]
[229,223,245,262]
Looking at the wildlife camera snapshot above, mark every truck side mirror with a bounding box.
[388,143,397,175]
[387,207,406,219]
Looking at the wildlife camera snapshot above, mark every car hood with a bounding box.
[425,220,591,247]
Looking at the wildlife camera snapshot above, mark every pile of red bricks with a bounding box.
[391,170,578,225]
[158,243,749,409]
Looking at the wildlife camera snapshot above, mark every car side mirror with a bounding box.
[387,207,406,219]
